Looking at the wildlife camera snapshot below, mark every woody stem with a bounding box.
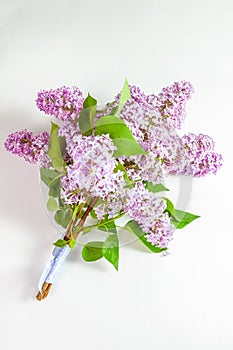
[36,197,98,301]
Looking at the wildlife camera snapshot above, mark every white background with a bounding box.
[0,0,233,349]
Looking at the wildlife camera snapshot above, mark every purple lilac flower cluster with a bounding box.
[4,130,50,167]
[94,179,175,248]
[4,81,223,251]
[36,86,84,122]
[178,133,224,176]
[113,82,222,179]
[61,134,125,202]
[124,183,175,248]
[145,213,175,248]
[146,80,194,129]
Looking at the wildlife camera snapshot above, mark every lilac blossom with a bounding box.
[142,119,187,174]
[36,86,84,122]
[119,152,164,185]
[147,81,194,129]
[4,129,50,167]
[176,133,223,176]
[115,100,187,175]
[117,101,152,144]
[60,173,85,205]
[58,119,80,154]
[115,85,148,105]
[94,199,122,220]
[112,81,194,131]
[145,213,175,248]
[61,134,125,203]
[123,182,174,248]
[5,82,223,247]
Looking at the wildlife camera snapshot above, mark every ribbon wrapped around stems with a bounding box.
[36,243,71,301]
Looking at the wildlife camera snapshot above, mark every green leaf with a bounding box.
[59,136,67,157]
[144,182,169,193]
[109,106,119,115]
[164,198,175,215]
[113,139,146,157]
[78,93,97,136]
[78,107,96,136]
[102,234,119,270]
[69,239,76,249]
[110,79,130,115]
[72,204,82,221]
[119,78,130,105]
[114,162,134,188]
[95,116,146,157]
[171,210,200,229]
[40,168,59,187]
[82,241,104,262]
[58,196,66,209]
[96,115,133,139]
[47,197,59,212]
[54,208,72,228]
[53,239,67,248]
[48,178,61,198]
[83,93,97,109]
[98,220,117,234]
[79,94,97,136]
[48,122,64,171]
[163,198,200,229]
[125,220,167,253]
[90,209,98,219]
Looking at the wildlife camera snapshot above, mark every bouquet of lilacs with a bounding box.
[4,80,223,301]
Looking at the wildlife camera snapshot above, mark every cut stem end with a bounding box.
[36,282,52,301]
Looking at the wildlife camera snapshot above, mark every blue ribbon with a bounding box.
[38,244,71,293]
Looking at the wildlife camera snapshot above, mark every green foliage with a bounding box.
[53,239,67,248]
[110,79,130,115]
[144,182,169,193]
[47,197,59,212]
[58,196,66,209]
[48,122,65,171]
[82,241,104,262]
[113,139,146,157]
[164,198,200,229]
[69,239,76,249]
[90,209,98,219]
[40,167,61,200]
[54,208,72,228]
[79,93,97,136]
[72,204,81,221]
[125,220,167,253]
[54,238,76,249]
[119,78,130,107]
[49,178,61,198]
[164,198,175,215]
[83,93,97,109]
[171,210,200,229]
[96,115,132,138]
[96,115,131,140]
[40,168,59,187]
[102,234,119,270]
[95,116,146,157]
[98,220,117,234]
